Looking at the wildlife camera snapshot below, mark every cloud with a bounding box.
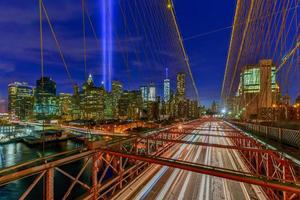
[0,0,83,24]
[0,62,15,73]
[0,0,199,101]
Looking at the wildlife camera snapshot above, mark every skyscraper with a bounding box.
[118,90,142,120]
[112,81,123,119]
[72,85,81,120]
[112,81,123,95]
[59,93,73,121]
[104,92,113,119]
[140,86,148,102]
[164,68,170,102]
[35,77,56,96]
[8,82,33,120]
[80,74,105,120]
[148,83,156,102]
[34,77,59,119]
[176,73,185,99]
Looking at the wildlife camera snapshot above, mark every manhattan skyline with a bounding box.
[0,0,236,112]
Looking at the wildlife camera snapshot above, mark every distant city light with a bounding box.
[178,125,183,130]
[25,128,32,134]
[221,108,226,114]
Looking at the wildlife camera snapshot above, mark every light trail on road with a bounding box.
[114,120,267,200]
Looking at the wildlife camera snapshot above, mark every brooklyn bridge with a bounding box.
[0,0,299,199]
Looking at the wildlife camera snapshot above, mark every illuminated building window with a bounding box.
[240,66,277,94]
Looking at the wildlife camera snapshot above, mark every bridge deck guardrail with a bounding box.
[230,121,300,149]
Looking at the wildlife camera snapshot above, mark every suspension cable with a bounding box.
[168,0,200,104]
[82,0,87,80]
[41,1,75,86]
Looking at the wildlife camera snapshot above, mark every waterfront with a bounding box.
[0,140,91,199]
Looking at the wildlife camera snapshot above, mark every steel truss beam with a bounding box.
[225,122,299,199]
[138,137,272,152]
[152,131,248,139]
[100,149,300,194]
[135,120,300,199]
[181,128,240,133]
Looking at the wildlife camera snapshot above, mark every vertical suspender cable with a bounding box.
[39,1,46,199]
[39,0,45,157]
[39,0,44,80]
[82,0,87,80]
[82,0,88,135]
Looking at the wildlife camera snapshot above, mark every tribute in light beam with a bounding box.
[101,0,113,91]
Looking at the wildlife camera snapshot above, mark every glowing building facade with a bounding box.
[118,90,142,120]
[164,68,171,102]
[238,66,277,94]
[148,83,156,102]
[6,72,201,122]
[235,59,280,119]
[176,73,185,99]
[34,77,59,119]
[104,93,113,119]
[8,82,33,120]
[59,93,73,121]
[140,86,148,102]
[164,79,170,102]
[112,81,123,119]
[80,74,105,120]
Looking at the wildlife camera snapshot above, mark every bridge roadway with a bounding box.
[113,121,267,200]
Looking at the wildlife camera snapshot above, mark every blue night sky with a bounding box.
[0,0,236,112]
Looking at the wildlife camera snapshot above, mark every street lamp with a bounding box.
[178,124,183,131]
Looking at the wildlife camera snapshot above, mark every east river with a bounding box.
[0,140,97,199]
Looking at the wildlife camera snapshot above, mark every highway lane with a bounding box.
[112,124,205,200]
[114,120,267,200]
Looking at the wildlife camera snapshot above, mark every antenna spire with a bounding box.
[166,67,168,79]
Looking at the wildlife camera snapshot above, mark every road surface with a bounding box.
[113,120,267,200]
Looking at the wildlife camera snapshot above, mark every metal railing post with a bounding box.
[278,128,282,143]
[45,168,54,200]
[119,157,124,189]
[91,154,98,199]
